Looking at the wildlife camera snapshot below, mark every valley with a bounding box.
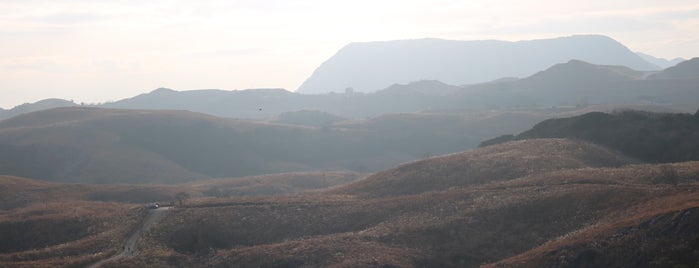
[0,35,697,267]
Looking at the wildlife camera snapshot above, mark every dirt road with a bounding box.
[88,206,171,268]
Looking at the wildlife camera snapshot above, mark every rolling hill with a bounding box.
[336,139,638,198]
[0,107,549,184]
[0,175,149,267]
[0,99,76,121]
[4,126,699,267]
[0,170,368,268]
[100,139,699,267]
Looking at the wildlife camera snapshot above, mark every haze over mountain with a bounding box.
[649,57,699,79]
[636,52,685,69]
[2,56,695,122]
[297,35,660,94]
[456,59,699,110]
[93,59,699,119]
[0,99,76,121]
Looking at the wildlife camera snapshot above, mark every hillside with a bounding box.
[103,151,699,268]
[0,176,150,267]
[523,59,644,84]
[4,135,699,267]
[488,174,699,267]
[273,110,346,127]
[0,99,76,121]
[649,57,699,79]
[481,110,699,163]
[0,107,547,184]
[0,170,369,268]
[336,139,637,198]
[187,172,364,198]
[298,35,658,94]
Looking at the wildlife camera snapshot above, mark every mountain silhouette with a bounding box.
[298,35,659,94]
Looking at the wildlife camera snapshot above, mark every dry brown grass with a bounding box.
[105,157,699,267]
[4,139,699,267]
[485,190,699,268]
[0,176,159,267]
[336,138,638,198]
[184,171,365,198]
[0,201,143,267]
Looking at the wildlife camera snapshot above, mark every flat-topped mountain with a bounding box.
[298,35,659,94]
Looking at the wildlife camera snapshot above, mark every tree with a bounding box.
[175,192,190,206]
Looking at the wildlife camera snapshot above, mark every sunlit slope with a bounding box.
[337,139,637,198]
[108,159,699,267]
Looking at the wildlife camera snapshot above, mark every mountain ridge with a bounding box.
[298,35,659,94]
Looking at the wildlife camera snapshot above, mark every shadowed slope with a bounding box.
[483,110,699,163]
[0,107,550,184]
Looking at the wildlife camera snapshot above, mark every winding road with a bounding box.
[88,206,171,268]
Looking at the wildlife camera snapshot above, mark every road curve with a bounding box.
[88,206,171,268]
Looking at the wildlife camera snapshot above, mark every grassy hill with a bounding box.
[4,137,699,267]
[0,170,365,268]
[87,135,696,267]
[0,107,549,184]
[103,149,699,267]
[0,176,148,267]
[336,139,638,198]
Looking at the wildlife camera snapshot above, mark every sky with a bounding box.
[1,0,698,109]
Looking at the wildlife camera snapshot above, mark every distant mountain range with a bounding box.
[298,35,662,94]
[456,57,699,110]
[2,57,696,122]
[636,52,685,69]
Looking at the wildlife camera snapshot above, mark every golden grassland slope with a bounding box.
[0,171,367,267]
[106,151,699,267]
[185,171,364,198]
[4,135,699,267]
[336,138,638,198]
[0,176,147,267]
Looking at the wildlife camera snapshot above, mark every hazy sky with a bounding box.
[1,0,698,109]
